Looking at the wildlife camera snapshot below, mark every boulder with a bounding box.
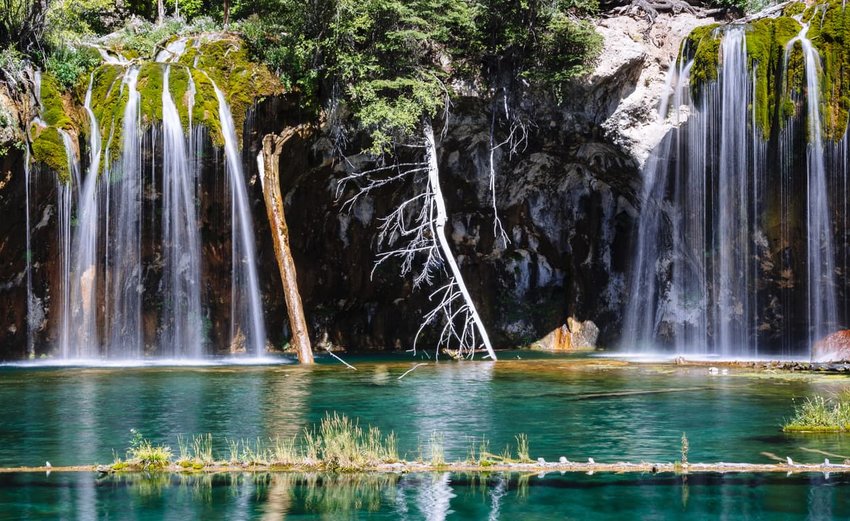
[813,330,850,362]
[535,317,599,351]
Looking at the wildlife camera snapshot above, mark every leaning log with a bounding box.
[259,126,314,364]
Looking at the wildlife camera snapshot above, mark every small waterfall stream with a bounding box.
[161,64,204,357]
[211,81,267,357]
[785,24,839,347]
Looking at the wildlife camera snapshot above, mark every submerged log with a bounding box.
[260,127,314,365]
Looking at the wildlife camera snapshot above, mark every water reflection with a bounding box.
[2,471,848,520]
[3,359,850,469]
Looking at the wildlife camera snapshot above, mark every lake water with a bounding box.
[1,352,850,518]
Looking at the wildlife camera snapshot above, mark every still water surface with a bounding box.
[1,352,850,518]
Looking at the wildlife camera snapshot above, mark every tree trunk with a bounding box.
[259,127,314,364]
[157,0,164,24]
[223,0,230,26]
[424,119,498,360]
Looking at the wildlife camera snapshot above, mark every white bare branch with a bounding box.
[335,116,498,360]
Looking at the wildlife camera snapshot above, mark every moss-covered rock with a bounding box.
[137,62,165,125]
[31,126,72,182]
[40,73,77,130]
[806,0,850,139]
[686,2,850,140]
[685,24,720,101]
[180,34,284,144]
[745,17,800,138]
[36,32,284,173]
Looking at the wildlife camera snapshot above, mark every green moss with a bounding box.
[190,68,223,145]
[187,34,284,145]
[686,24,720,101]
[167,66,191,130]
[40,73,75,130]
[806,0,850,139]
[137,62,164,126]
[31,126,72,182]
[745,17,800,138]
[782,1,806,17]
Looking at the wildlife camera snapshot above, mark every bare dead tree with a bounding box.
[259,126,315,364]
[337,115,498,360]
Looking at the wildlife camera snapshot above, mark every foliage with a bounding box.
[44,0,124,44]
[304,412,399,469]
[0,0,47,53]
[44,44,100,90]
[0,45,27,86]
[475,0,603,99]
[321,0,478,153]
[783,393,850,432]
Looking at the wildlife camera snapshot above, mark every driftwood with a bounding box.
[611,0,727,23]
[260,126,314,365]
[8,460,850,475]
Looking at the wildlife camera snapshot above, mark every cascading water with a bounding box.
[105,67,143,356]
[160,64,204,357]
[27,36,271,359]
[57,129,80,359]
[785,24,838,347]
[210,81,268,356]
[622,21,841,357]
[69,75,103,358]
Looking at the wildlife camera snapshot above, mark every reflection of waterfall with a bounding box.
[622,23,842,357]
[416,473,455,521]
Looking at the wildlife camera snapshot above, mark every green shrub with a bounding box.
[44,45,100,90]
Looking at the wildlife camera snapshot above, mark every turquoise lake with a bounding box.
[1,352,849,518]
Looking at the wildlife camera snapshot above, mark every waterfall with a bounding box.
[69,75,103,358]
[210,81,268,357]
[57,129,80,359]
[26,37,273,360]
[785,25,839,347]
[105,67,143,357]
[623,21,843,357]
[160,65,204,357]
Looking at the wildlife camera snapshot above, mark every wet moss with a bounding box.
[782,1,806,17]
[137,62,164,126]
[40,73,76,130]
[807,0,850,139]
[167,65,192,130]
[51,33,283,155]
[186,34,283,144]
[745,17,800,138]
[687,25,720,101]
[31,126,71,182]
[190,68,223,145]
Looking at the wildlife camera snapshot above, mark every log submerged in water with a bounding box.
[7,460,850,475]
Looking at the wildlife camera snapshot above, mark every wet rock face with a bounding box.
[260,96,640,351]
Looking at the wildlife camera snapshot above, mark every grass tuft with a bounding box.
[783,393,850,432]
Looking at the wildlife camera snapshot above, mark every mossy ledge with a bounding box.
[685,2,850,140]
[31,126,72,182]
[31,32,284,178]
